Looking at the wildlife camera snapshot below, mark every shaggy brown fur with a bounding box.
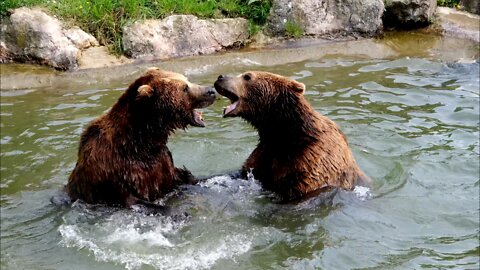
[66,68,216,206]
[214,71,370,201]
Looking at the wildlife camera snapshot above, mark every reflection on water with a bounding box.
[1,57,479,270]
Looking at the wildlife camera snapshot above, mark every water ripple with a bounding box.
[1,56,478,269]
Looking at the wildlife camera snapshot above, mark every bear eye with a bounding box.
[183,85,189,92]
[243,74,252,81]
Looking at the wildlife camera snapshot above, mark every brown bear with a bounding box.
[214,71,371,201]
[65,67,216,207]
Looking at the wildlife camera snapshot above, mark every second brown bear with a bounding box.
[215,71,371,201]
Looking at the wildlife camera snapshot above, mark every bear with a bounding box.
[65,67,216,207]
[214,71,371,201]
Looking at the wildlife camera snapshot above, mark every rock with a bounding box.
[64,27,98,49]
[436,7,480,43]
[123,15,249,59]
[460,0,479,14]
[249,31,276,48]
[0,41,12,63]
[0,7,98,70]
[383,0,437,29]
[78,46,132,69]
[266,0,384,37]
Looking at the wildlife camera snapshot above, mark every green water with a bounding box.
[1,41,479,269]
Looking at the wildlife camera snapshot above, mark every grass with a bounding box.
[284,20,303,39]
[437,0,460,7]
[1,0,272,54]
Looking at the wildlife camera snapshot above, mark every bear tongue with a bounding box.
[223,101,238,117]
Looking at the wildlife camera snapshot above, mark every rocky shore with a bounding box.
[0,0,478,70]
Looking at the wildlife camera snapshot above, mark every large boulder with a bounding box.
[0,7,98,70]
[123,15,249,59]
[266,0,384,37]
[383,0,437,29]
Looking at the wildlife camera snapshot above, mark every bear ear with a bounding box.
[137,84,154,98]
[291,80,305,95]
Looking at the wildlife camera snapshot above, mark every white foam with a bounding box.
[58,174,264,269]
[353,186,373,201]
[59,224,252,270]
[105,225,174,247]
[199,175,262,195]
[246,168,255,181]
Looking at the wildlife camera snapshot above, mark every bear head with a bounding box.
[124,67,216,130]
[214,71,305,126]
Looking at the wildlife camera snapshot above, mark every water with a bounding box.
[1,38,479,269]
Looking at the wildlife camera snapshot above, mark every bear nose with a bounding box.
[206,87,216,96]
[217,75,225,80]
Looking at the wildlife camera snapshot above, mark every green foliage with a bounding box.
[241,0,272,25]
[1,0,272,54]
[48,0,155,54]
[284,20,303,39]
[213,0,271,25]
[437,0,460,7]
[248,20,262,36]
[1,0,45,16]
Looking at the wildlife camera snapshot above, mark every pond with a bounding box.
[1,33,479,269]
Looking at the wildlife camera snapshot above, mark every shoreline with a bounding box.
[1,5,478,72]
[1,30,478,91]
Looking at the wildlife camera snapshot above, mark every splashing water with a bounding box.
[353,186,373,201]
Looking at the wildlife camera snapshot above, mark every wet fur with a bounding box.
[215,71,371,201]
[65,68,213,207]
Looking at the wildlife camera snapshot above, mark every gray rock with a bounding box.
[383,0,437,28]
[78,46,132,69]
[460,0,479,14]
[0,41,12,63]
[436,7,480,43]
[64,27,99,49]
[123,15,249,59]
[0,7,98,70]
[266,0,384,37]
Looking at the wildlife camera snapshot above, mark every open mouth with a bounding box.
[191,110,205,127]
[190,93,215,127]
[214,84,239,117]
[223,95,239,117]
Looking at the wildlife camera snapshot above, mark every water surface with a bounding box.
[1,37,479,270]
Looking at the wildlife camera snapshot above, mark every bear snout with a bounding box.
[205,87,216,97]
[192,86,216,109]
